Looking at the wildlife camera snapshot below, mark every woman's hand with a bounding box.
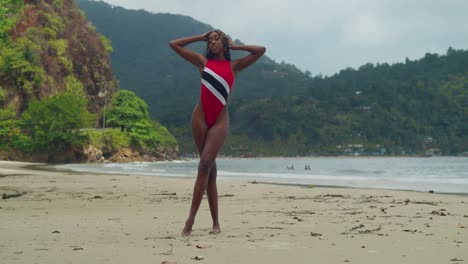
[226,35,238,50]
[202,31,213,41]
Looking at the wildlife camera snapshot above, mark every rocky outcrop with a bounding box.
[1,0,117,114]
[0,144,178,163]
[97,145,179,163]
[108,148,141,163]
[82,145,103,162]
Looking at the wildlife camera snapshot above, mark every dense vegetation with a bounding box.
[0,0,177,161]
[85,89,177,160]
[0,88,176,161]
[77,0,468,156]
[0,0,118,114]
[105,89,177,151]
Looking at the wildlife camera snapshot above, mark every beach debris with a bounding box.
[464,215,468,218]
[324,194,345,198]
[428,190,434,193]
[288,210,315,215]
[2,192,26,199]
[403,229,418,233]
[404,199,410,205]
[93,195,103,199]
[161,192,177,196]
[193,255,205,260]
[161,261,176,264]
[73,247,84,251]
[359,195,381,203]
[221,194,234,197]
[310,232,322,237]
[431,210,447,216]
[342,224,382,235]
[144,236,175,240]
[256,226,284,230]
[293,216,304,222]
[412,200,438,206]
[52,230,61,234]
[196,245,211,249]
[450,257,463,262]
[249,179,258,184]
[351,224,365,231]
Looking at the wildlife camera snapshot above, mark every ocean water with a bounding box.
[56,157,468,194]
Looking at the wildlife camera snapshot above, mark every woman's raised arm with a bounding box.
[169,33,210,72]
[229,37,266,76]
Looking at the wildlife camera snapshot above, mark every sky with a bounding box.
[96,0,468,76]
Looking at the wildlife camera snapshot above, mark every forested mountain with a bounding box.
[76,0,310,121]
[77,0,468,156]
[1,0,117,115]
[0,0,176,162]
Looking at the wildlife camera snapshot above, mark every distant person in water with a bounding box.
[169,30,266,236]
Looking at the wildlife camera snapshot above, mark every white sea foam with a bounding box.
[56,157,468,194]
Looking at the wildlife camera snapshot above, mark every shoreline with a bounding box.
[1,160,467,264]
[13,159,468,197]
[46,158,468,196]
[34,161,468,197]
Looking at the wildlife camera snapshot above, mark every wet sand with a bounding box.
[1,160,467,264]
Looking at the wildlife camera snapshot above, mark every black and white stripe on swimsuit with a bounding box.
[201,67,230,105]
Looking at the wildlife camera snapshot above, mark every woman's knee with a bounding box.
[198,158,214,174]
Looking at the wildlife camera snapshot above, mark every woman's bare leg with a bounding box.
[182,106,228,236]
[206,162,220,233]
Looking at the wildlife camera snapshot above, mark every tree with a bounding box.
[20,93,94,155]
[0,104,18,150]
[106,89,149,132]
[106,89,177,149]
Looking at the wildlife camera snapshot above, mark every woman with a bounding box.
[169,30,266,236]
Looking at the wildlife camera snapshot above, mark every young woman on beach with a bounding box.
[169,30,266,236]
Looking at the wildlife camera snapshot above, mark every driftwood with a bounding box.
[2,192,26,199]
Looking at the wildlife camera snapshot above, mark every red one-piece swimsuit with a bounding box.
[200,60,235,127]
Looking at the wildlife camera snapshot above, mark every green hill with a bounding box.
[1,0,117,114]
[77,0,468,156]
[0,0,177,162]
[76,0,310,122]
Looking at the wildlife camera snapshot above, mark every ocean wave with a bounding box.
[55,157,468,194]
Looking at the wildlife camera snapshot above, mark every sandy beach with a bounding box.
[1,160,467,264]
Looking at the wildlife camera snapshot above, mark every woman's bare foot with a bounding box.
[182,218,194,236]
[209,224,221,234]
